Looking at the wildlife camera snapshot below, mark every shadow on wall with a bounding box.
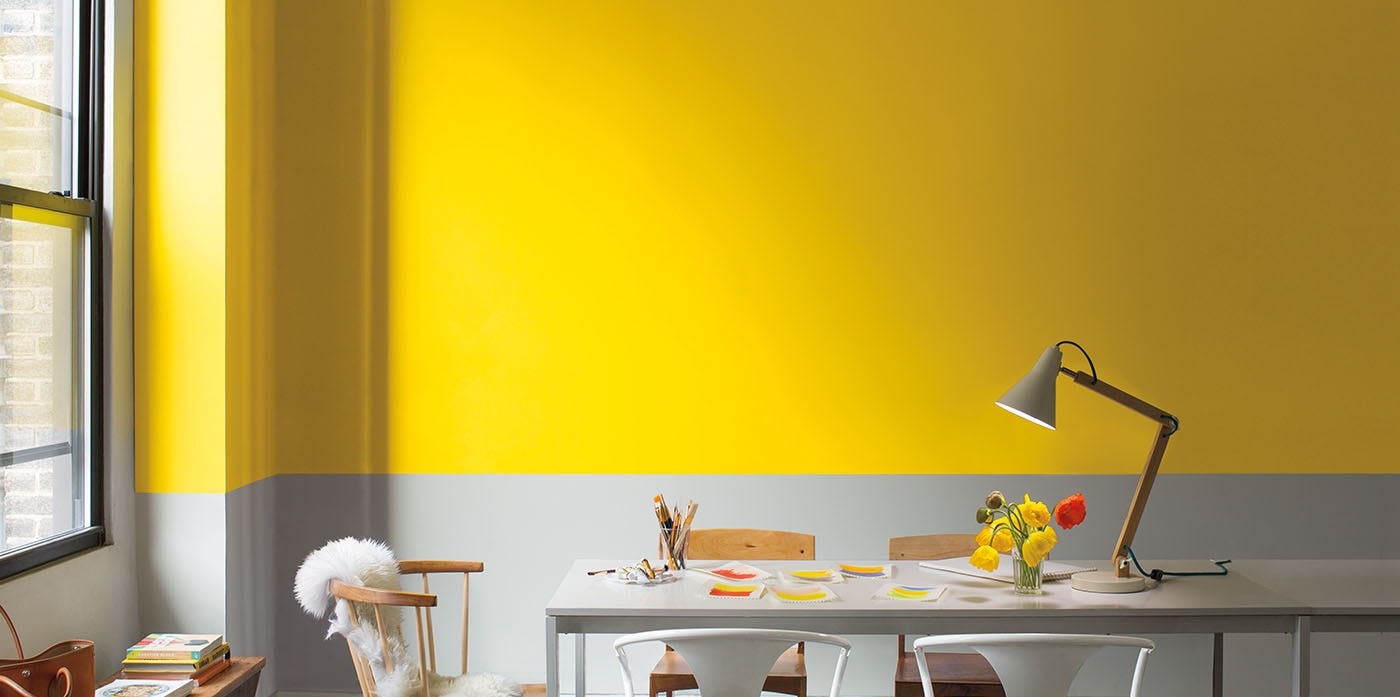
[226,2,396,695]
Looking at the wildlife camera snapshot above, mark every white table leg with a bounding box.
[574,633,587,697]
[545,617,559,697]
[1293,615,1311,697]
[1212,633,1223,697]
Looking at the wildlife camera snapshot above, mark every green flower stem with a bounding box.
[1008,504,1029,538]
[1012,547,1043,594]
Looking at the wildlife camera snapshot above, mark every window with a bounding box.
[0,0,103,578]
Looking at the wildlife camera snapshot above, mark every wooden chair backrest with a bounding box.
[889,534,978,658]
[888,533,977,561]
[328,560,485,697]
[687,528,816,561]
[673,528,815,657]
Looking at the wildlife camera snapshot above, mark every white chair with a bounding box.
[616,629,852,697]
[912,634,1153,697]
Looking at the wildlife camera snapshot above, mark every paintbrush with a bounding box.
[653,495,672,532]
[658,494,675,536]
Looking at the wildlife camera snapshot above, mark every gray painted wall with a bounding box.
[215,472,1397,697]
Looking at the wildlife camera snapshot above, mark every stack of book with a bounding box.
[99,678,198,697]
[121,633,231,685]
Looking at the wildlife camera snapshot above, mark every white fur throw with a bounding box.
[295,537,522,697]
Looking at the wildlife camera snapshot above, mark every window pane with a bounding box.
[0,202,85,551]
[0,0,75,194]
[1,453,74,550]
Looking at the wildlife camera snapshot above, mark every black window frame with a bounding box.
[0,0,106,580]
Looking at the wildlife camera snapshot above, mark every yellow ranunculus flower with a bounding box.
[969,545,1001,572]
[1020,494,1051,527]
[1021,529,1057,566]
[976,525,992,547]
[991,527,1015,553]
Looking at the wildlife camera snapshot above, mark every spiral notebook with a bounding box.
[918,557,1097,583]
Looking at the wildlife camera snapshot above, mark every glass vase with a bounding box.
[1011,545,1043,595]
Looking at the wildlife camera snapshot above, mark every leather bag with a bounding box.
[0,605,94,697]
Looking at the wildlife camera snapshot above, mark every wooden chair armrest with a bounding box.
[399,560,485,574]
[329,578,438,607]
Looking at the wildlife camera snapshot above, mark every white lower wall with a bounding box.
[209,472,1400,697]
[136,494,227,632]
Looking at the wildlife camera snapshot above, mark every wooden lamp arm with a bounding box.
[1065,369,1178,578]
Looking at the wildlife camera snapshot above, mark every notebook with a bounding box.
[918,556,1097,583]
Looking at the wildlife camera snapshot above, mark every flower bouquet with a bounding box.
[971,490,1087,594]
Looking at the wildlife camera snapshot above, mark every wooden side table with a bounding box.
[191,657,265,697]
[103,657,267,697]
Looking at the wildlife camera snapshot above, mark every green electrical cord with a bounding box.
[1124,545,1231,581]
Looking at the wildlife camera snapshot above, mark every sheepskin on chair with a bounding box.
[295,537,522,697]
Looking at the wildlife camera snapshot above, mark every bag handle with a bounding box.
[0,604,76,697]
[0,604,22,658]
[0,667,72,697]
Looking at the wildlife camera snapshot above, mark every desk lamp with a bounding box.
[995,341,1179,593]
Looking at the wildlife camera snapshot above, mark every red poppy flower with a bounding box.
[1053,492,1087,530]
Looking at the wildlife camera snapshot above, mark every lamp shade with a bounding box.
[995,345,1063,429]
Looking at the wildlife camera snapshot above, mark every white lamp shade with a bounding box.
[995,345,1063,429]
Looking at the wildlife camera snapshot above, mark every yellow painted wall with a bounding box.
[141,1,1400,492]
[134,0,226,493]
[381,1,1400,476]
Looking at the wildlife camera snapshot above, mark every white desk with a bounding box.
[544,559,1310,697]
[1231,559,1400,697]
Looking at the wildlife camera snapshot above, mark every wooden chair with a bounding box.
[889,535,1005,697]
[327,560,544,697]
[649,528,816,697]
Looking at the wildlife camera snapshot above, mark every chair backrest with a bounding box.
[687,528,816,560]
[616,629,852,697]
[328,560,485,697]
[889,534,977,657]
[912,634,1154,697]
[674,528,816,657]
[888,533,977,561]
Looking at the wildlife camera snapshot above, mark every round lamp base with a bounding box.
[1071,570,1147,593]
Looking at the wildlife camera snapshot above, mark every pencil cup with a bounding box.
[659,531,688,575]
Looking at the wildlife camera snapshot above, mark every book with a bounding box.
[918,557,1098,583]
[97,679,197,697]
[123,644,230,672]
[122,653,231,686]
[126,634,225,661]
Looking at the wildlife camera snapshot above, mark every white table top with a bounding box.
[545,558,1398,697]
[546,558,1309,629]
[1229,559,1400,617]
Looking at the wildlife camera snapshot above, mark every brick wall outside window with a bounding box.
[1,0,60,551]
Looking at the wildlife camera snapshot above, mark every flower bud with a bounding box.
[975,507,993,524]
[985,490,1005,509]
